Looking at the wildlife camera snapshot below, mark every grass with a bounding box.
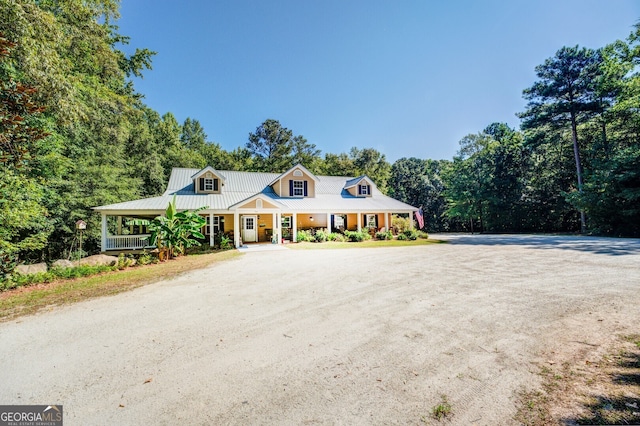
[286,238,446,250]
[515,333,640,425]
[0,250,240,322]
[430,395,452,421]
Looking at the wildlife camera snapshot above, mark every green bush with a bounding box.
[296,230,314,242]
[314,230,327,243]
[375,230,393,240]
[137,251,156,265]
[219,235,233,250]
[417,230,429,239]
[403,229,418,240]
[392,215,412,234]
[2,264,116,291]
[344,230,371,242]
[397,233,408,241]
[327,232,347,242]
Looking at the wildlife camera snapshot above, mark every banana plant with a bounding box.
[129,195,207,259]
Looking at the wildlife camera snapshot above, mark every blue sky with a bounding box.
[117,1,639,162]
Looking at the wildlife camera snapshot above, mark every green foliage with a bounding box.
[2,264,116,291]
[431,395,452,421]
[343,230,371,242]
[391,215,411,235]
[375,230,393,240]
[219,235,233,250]
[296,230,314,242]
[397,233,408,241]
[116,253,134,270]
[313,229,327,243]
[417,230,429,239]
[147,195,207,259]
[402,230,418,240]
[136,251,155,266]
[327,232,347,242]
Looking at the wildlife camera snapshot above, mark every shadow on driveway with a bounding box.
[432,233,640,256]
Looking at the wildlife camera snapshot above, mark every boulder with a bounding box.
[52,259,73,269]
[14,262,48,275]
[76,254,118,267]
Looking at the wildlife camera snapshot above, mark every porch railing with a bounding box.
[105,234,154,250]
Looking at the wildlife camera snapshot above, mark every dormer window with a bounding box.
[293,180,304,196]
[199,177,219,192]
[358,184,371,196]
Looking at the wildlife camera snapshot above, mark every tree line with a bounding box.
[1,0,639,268]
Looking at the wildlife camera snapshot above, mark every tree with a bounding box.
[349,147,391,193]
[388,157,448,231]
[246,119,294,172]
[0,33,52,264]
[519,46,603,233]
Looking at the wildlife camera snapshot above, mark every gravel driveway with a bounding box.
[1,234,639,425]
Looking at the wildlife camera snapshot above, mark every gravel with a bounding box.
[1,234,639,425]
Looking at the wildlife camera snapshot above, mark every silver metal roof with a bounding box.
[94,168,416,213]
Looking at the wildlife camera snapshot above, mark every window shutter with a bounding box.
[289,180,294,197]
[375,215,378,228]
[199,178,204,191]
[367,185,371,195]
[358,185,362,195]
[220,218,225,233]
[214,179,219,191]
[303,181,308,196]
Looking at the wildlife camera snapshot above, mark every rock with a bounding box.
[14,262,48,275]
[52,259,73,269]
[76,254,118,267]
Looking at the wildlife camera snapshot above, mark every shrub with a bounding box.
[2,264,116,291]
[403,230,418,240]
[417,230,429,239]
[117,253,135,269]
[296,230,314,242]
[314,230,327,243]
[375,230,393,240]
[392,215,412,234]
[344,230,371,242]
[137,251,156,265]
[397,233,408,241]
[327,232,347,242]
[219,235,233,250]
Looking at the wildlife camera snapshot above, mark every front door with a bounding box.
[242,216,257,243]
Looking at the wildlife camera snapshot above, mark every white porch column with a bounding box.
[234,212,240,248]
[292,213,298,242]
[209,213,214,247]
[409,212,414,229]
[357,213,362,232]
[326,213,331,233]
[101,213,107,252]
[275,213,282,244]
[384,212,389,231]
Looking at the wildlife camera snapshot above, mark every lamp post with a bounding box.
[75,219,87,257]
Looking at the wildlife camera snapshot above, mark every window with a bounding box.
[293,169,303,177]
[366,214,377,229]
[333,215,344,228]
[203,216,223,235]
[256,199,263,209]
[282,216,291,228]
[293,180,304,196]
[359,184,370,196]
[203,178,219,192]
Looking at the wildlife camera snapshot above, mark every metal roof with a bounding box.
[94,168,416,213]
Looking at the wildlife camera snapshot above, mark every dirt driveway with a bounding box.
[1,234,639,425]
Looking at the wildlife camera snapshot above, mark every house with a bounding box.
[93,164,418,251]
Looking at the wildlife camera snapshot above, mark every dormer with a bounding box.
[269,164,319,198]
[344,176,374,197]
[191,166,226,195]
